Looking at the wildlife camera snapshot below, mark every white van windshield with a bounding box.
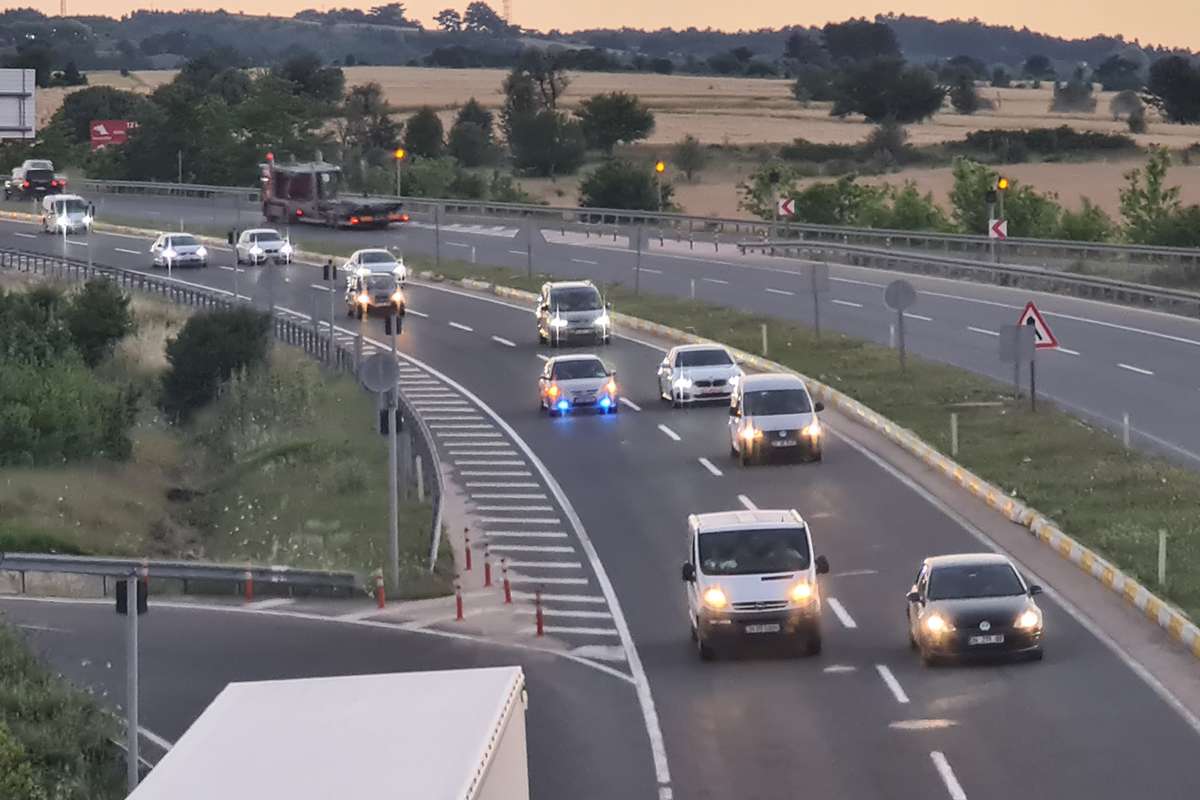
[699,528,811,575]
[549,287,602,312]
[53,198,88,214]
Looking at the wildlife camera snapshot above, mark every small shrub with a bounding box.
[0,720,46,800]
[1050,78,1097,113]
[949,76,981,114]
[1128,107,1148,134]
[579,159,673,211]
[672,134,707,181]
[161,308,272,423]
[63,279,135,367]
[1057,198,1115,242]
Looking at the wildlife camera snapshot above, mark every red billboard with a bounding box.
[90,120,138,150]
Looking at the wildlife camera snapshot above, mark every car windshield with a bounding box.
[743,389,811,416]
[927,563,1025,600]
[553,359,608,380]
[248,231,281,243]
[55,199,88,214]
[170,235,199,247]
[360,251,395,264]
[26,169,53,181]
[677,349,733,368]
[549,287,602,312]
[366,275,394,291]
[699,528,811,575]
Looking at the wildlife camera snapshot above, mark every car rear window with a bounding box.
[549,287,601,312]
[927,563,1025,600]
[698,528,811,575]
[25,169,53,181]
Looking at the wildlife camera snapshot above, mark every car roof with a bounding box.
[545,281,596,291]
[244,228,281,236]
[353,248,395,258]
[672,343,729,354]
[691,509,805,533]
[548,354,605,365]
[46,194,84,203]
[925,553,1014,569]
[740,373,806,391]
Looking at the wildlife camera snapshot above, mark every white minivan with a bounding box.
[682,509,830,660]
[729,373,824,465]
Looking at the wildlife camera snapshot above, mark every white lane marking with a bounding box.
[466,481,538,488]
[826,598,857,629]
[508,249,526,255]
[448,441,510,447]
[620,397,642,411]
[905,313,934,322]
[246,598,296,610]
[830,424,1200,738]
[430,422,493,428]
[542,625,621,636]
[967,326,999,337]
[474,503,554,510]
[737,494,757,510]
[891,719,958,730]
[507,576,589,585]
[451,450,519,457]
[657,424,681,442]
[460,471,534,477]
[765,287,794,296]
[67,239,88,246]
[1055,347,1081,356]
[930,752,968,800]
[698,457,723,476]
[16,623,71,633]
[702,277,729,285]
[512,591,605,604]
[571,257,599,265]
[449,321,474,332]
[504,561,582,569]
[309,284,331,292]
[13,232,36,239]
[476,516,561,524]
[484,531,569,539]
[457,462,526,468]
[518,608,612,619]
[115,247,142,255]
[445,241,471,248]
[832,299,863,308]
[875,664,910,704]
[406,309,429,318]
[536,354,549,361]
[834,569,878,577]
[1117,362,1154,376]
[438,433,503,439]
[639,267,663,275]
[492,335,516,347]
[823,665,857,673]
[831,275,886,288]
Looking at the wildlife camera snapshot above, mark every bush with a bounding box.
[403,106,445,158]
[1128,107,1148,134]
[575,92,655,153]
[579,159,672,211]
[779,138,859,162]
[1057,198,1115,242]
[949,158,1063,238]
[161,308,272,422]
[63,279,135,367]
[1110,89,1145,121]
[885,181,952,231]
[831,58,946,124]
[0,721,45,800]
[861,121,911,165]
[672,134,707,181]
[1050,78,1097,113]
[791,65,836,104]
[958,127,1135,160]
[990,67,1011,88]
[447,121,495,167]
[509,110,587,177]
[949,76,980,114]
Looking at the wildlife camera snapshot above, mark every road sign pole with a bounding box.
[634,225,643,296]
[987,200,997,262]
[434,205,442,271]
[1030,355,1036,412]
[387,325,400,591]
[525,222,533,279]
[125,575,139,793]
[811,266,821,341]
[1158,530,1168,587]
[897,309,906,371]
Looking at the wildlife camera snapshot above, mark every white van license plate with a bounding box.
[968,634,1004,645]
[745,623,781,634]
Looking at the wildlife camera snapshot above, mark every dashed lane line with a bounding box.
[826,598,858,629]
[698,457,723,476]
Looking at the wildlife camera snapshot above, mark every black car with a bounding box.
[9,168,64,200]
[906,553,1044,665]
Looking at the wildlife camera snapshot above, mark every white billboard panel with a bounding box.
[0,69,36,140]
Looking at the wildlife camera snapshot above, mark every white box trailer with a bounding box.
[127,666,530,800]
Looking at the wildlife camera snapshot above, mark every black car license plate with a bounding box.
[968,634,1004,645]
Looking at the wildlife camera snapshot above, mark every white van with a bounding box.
[41,194,93,234]
[682,509,830,660]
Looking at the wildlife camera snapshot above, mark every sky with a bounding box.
[19,0,1200,50]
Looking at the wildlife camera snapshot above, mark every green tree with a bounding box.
[1095,54,1144,91]
[1050,69,1096,112]
[949,158,1062,238]
[579,159,673,211]
[886,182,952,231]
[340,82,401,153]
[1022,54,1054,80]
[447,98,496,166]
[1057,198,1115,242]
[791,65,836,103]
[672,134,707,182]
[48,85,156,144]
[274,50,345,105]
[509,110,586,177]
[1146,205,1200,248]
[990,66,1011,88]
[1120,146,1183,244]
[737,161,801,220]
[63,279,135,367]
[403,106,445,158]
[236,72,327,164]
[161,308,272,423]
[1110,89,1144,121]
[832,59,946,124]
[575,92,655,153]
[463,1,508,34]
[1144,56,1200,124]
[949,75,980,114]
[821,19,900,64]
[434,8,462,31]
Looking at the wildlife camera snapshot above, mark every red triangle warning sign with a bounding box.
[1017,301,1058,349]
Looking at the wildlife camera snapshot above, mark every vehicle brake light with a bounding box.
[400,213,410,222]
[295,208,303,217]
[50,180,57,187]
[22,180,29,188]
[349,216,359,225]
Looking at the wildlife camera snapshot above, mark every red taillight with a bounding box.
[295,208,303,217]
[22,180,29,188]
[349,216,360,225]
[50,180,57,187]
[400,213,410,222]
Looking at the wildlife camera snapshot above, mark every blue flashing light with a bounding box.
[599,396,612,409]
[556,399,570,411]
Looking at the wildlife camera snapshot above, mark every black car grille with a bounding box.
[732,600,789,612]
[693,379,728,388]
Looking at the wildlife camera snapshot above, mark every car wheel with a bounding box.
[1028,647,1044,662]
[610,400,620,414]
[908,626,918,650]
[920,648,940,667]
[346,306,353,318]
[805,629,823,657]
[740,448,753,467]
[810,448,823,463]
[696,633,715,662]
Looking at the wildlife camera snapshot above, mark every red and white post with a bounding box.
[374,570,386,609]
[455,576,464,621]
[243,567,254,603]
[483,543,493,588]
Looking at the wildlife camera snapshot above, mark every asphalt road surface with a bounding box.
[2,217,1199,799]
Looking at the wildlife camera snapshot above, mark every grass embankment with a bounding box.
[411,256,1200,620]
[0,275,451,596]
[0,623,125,800]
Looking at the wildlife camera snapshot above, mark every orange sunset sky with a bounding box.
[8,0,1199,50]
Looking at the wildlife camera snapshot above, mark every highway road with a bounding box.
[16,190,1200,468]
[2,216,1199,799]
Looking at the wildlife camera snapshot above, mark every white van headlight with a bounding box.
[802,420,822,438]
[789,582,813,603]
[280,242,294,255]
[549,317,568,329]
[702,587,728,610]
[196,246,208,258]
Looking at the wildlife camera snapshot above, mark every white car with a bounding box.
[233,228,293,265]
[729,373,824,465]
[538,354,620,415]
[41,194,93,234]
[657,344,743,407]
[683,509,830,660]
[150,232,208,268]
[344,248,406,283]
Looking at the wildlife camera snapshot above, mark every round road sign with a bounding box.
[359,353,400,393]
[884,279,917,311]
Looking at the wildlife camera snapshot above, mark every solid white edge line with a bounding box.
[698,457,723,476]
[825,597,857,629]
[930,752,968,800]
[829,425,1200,739]
[657,424,681,442]
[875,664,910,704]
[737,494,757,510]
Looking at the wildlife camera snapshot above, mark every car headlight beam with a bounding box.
[924,613,951,634]
[549,317,568,328]
[702,587,728,610]
[1014,609,1042,630]
[802,420,822,438]
[196,246,208,258]
[789,581,813,603]
[740,426,762,441]
[593,313,610,327]
[672,377,693,389]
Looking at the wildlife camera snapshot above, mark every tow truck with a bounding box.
[258,156,408,230]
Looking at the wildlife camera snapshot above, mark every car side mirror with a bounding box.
[681,563,696,582]
[814,401,825,413]
[815,555,830,575]
[906,590,921,603]
[1029,585,1043,596]
[606,301,613,310]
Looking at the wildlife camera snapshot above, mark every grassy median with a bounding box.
[406,256,1200,621]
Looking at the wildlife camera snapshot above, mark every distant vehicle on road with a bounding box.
[5,164,66,200]
[232,228,292,265]
[683,509,830,660]
[906,553,1045,666]
[40,194,93,234]
[535,280,612,347]
[657,344,743,407]
[345,269,405,319]
[538,354,620,415]
[150,232,208,269]
[259,159,407,229]
[728,373,824,465]
[344,248,407,283]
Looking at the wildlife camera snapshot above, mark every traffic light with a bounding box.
[116,579,148,616]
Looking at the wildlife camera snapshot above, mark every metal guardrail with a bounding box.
[77,178,1200,271]
[0,246,445,586]
[737,240,1200,318]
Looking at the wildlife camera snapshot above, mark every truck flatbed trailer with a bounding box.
[259,159,408,229]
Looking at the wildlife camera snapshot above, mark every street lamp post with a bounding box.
[654,160,666,212]
[393,148,407,197]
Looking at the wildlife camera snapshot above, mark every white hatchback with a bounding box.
[344,248,406,283]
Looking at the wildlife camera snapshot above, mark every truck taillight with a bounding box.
[22,180,29,188]
[295,208,303,217]
[349,216,360,225]
[50,180,57,187]
[401,213,410,222]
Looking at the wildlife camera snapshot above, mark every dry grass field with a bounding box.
[39,67,1200,218]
